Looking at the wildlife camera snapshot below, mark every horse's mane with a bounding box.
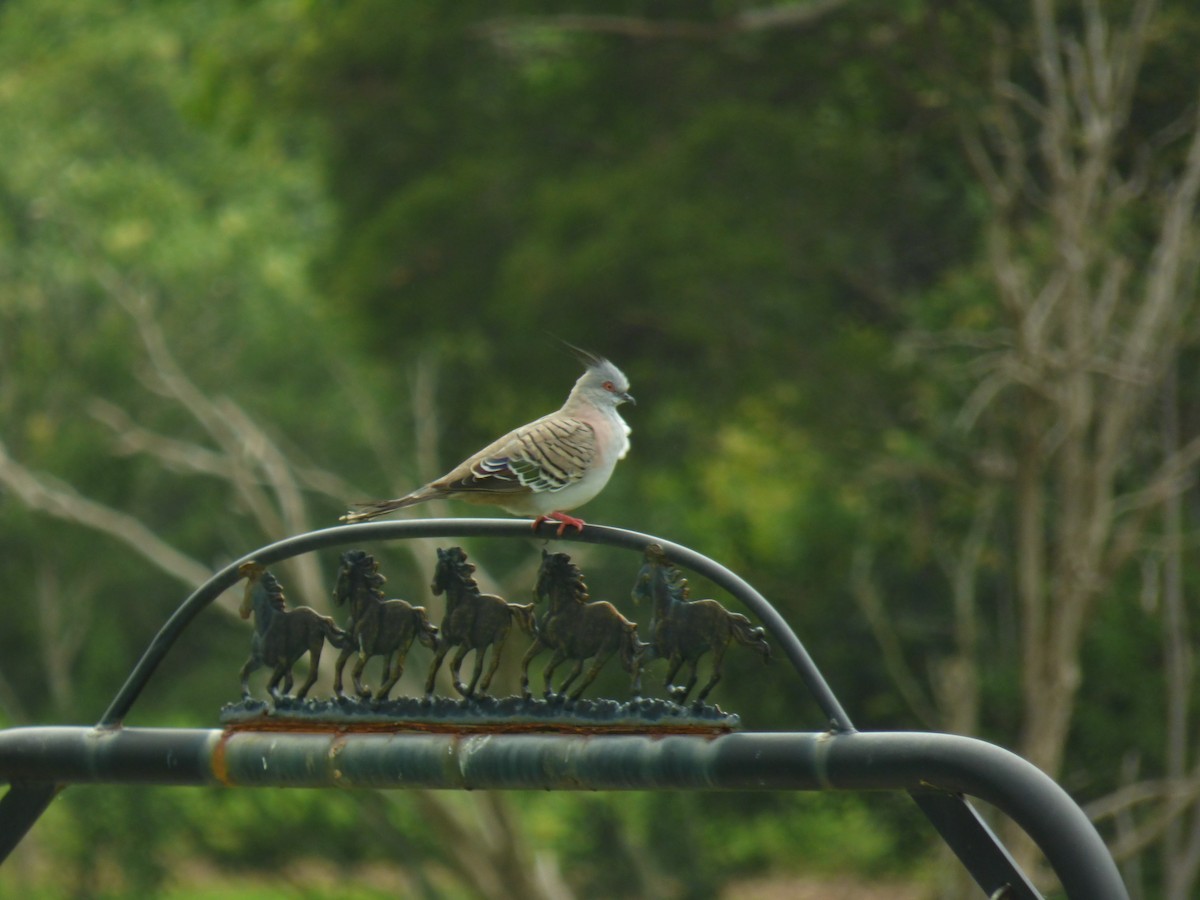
[545,553,588,601]
[340,550,385,594]
[437,549,479,592]
[260,573,287,610]
[341,550,375,579]
[660,562,691,600]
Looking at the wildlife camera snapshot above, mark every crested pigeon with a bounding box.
[341,347,634,535]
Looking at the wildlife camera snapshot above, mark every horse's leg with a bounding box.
[477,628,510,695]
[663,653,686,701]
[295,643,322,699]
[450,644,472,696]
[268,663,289,700]
[377,648,405,701]
[629,642,658,700]
[424,642,451,698]
[239,657,263,700]
[676,658,702,705]
[352,651,371,698]
[519,638,547,699]
[556,658,586,697]
[695,642,728,704]
[542,648,569,698]
[333,642,357,698]
[569,647,617,702]
[466,643,492,697]
[628,641,646,698]
[376,651,394,699]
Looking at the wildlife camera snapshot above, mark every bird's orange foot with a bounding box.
[532,512,586,536]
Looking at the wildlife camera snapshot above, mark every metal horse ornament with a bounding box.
[632,544,771,705]
[237,562,349,701]
[424,546,538,699]
[521,549,643,702]
[332,549,439,701]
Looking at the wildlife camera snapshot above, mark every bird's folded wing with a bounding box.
[436,416,597,496]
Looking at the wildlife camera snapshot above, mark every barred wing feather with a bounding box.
[456,417,596,495]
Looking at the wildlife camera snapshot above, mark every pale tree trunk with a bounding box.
[955,0,1200,884]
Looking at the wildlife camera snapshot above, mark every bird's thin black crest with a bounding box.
[553,336,607,369]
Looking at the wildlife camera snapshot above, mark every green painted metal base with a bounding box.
[219,695,740,732]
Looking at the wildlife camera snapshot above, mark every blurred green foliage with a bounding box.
[2,0,1199,897]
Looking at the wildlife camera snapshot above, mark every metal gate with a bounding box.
[0,519,1129,899]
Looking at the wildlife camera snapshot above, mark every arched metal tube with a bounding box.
[99,519,853,731]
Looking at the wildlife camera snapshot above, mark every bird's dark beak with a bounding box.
[621,391,636,406]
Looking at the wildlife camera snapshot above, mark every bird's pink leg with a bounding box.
[532,511,586,536]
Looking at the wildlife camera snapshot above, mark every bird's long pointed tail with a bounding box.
[340,494,424,524]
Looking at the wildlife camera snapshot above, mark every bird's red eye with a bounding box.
[603,380,615,392]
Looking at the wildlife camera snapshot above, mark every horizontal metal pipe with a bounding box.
[0,727,222,786]
[0,726,1124,899]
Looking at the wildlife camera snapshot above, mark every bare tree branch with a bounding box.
[1100,94,1200,471]
[89,399,231,479]
[0,437,213,590]
[1093,775,1200,863]
[89,398,365,511]
[94,277,335,606]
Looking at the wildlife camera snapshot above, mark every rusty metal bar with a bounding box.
[0,727,1125,899]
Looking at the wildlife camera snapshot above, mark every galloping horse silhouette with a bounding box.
[332,549,439,701]
[425,546,537,699]
[238,562,348,701]
[521,549,643,701]
[632,544,770,705]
